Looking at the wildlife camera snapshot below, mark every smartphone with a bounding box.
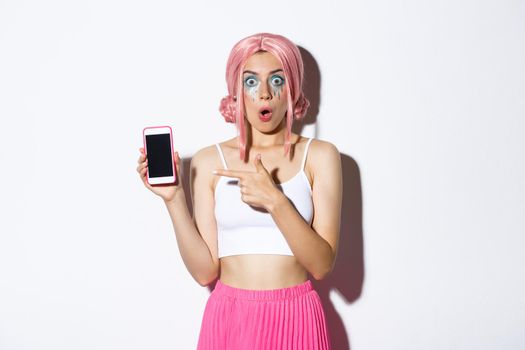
[142,126,176,185]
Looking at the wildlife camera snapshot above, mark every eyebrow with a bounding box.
[243,69,284,75]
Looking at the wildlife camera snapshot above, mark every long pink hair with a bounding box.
[219,33,310,160]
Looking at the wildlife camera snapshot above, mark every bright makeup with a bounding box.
[243,75,259,101]
[243,74,286,101]
[258,106,273,122]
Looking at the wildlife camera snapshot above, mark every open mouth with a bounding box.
[259,107,273,122]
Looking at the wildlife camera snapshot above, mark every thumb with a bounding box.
[174,151,180,168]
[254,154,268,174]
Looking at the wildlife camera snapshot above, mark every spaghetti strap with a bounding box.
[215,144,228,169]
[301,138,314,170]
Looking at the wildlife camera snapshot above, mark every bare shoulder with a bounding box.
[306,139,341,183]
[189,144,224,189]
[191,144,221,170]
[310,138,340,154]
[309,138,341,166]
[192,136,236,169]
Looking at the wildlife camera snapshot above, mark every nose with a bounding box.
[259,81,272,101]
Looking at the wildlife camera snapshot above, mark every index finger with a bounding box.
[213,169,252,179]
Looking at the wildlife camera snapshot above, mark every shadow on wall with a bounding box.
[299,46,365,350]
[312,153,364,350]
[177,46,365,350]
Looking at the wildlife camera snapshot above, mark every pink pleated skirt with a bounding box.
[197,279,331,350]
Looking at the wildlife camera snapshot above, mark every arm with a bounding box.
[267,140,342,280]
[164,147,220,286]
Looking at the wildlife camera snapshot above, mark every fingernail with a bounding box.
[212,170,218,174]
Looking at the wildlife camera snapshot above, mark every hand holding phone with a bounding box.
[137,126,181,202]
[143,126,176,185]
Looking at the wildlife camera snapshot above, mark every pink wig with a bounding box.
[219,33,310,160]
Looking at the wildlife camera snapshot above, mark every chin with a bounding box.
[264,123,287,134]
[246,120,273,132]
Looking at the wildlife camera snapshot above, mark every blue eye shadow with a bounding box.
[270,75,285,98]
[243,75,260,101]
[270,75,285,86]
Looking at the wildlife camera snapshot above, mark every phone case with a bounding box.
[142,125,176,185]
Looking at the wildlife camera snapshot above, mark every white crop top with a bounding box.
[214,138,314,258]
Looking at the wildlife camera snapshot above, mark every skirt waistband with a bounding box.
[213,279,313,301]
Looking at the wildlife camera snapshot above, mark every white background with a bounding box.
[1,0,524,349]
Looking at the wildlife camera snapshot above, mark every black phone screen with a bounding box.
[145,133,173,178]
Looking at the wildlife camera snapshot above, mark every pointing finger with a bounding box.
[212,169,251,179]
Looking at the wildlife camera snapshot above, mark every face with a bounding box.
[242,51,288,132]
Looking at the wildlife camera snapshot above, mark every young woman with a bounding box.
[137,33,342,349]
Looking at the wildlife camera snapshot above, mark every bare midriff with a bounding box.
[219,254,308,290]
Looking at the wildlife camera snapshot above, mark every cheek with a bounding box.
[271,84,285,99]
[275,87,288,109]
[244,84,259,102]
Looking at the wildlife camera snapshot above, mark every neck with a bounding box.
[246,119,288,149]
